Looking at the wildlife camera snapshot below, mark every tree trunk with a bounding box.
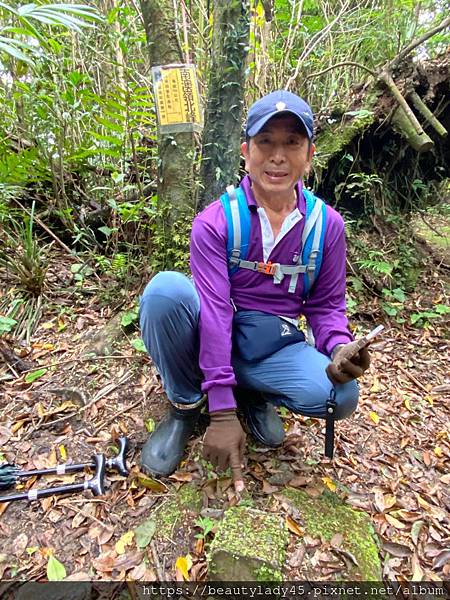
[197,0,250,211]
[140,0,196,213]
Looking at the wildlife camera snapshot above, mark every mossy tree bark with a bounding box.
[197,0,250,211]
[140,0,195,216]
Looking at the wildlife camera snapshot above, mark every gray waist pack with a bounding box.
[232,310,305,362]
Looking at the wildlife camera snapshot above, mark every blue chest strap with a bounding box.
[221,184,326,296]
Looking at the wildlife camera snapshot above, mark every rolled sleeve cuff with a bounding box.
[325,334,354,357]
[207,386,237,412]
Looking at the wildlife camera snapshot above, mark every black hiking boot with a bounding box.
[141,405,201,477]
[235,388,285,447]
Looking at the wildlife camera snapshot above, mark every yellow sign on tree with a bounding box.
[152,64,203,134]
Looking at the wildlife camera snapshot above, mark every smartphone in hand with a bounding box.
[333,325,384,370]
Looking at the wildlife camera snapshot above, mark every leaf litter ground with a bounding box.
[0,258,448,584]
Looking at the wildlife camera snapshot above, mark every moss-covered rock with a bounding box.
[207,506,288,581]
[155,484,202,539]
[282,488,381,580]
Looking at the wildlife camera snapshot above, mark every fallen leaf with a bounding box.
[169,472,193,483]
[374,490,386,512]
[330,533,343,548]
[416,494,446,521]
[385,514,406,529]
[286,516,304,537]
[423,451,432,466]
[64,572,91,581]
[322,476,337,492]
[114,551,145,572]
[288,476,308,488]
[12,533,29,557]
[115,530,134,555]
[47,555,66,581]
[382,541,412,558]
[98,526,114,546]
[59,445,67,461]
[433,550,450,570]
[370,377,380,392]
[390,509,419,522]
[189,561,208,581]
[410,520,425,546]
[383,494,397,510]
[289,545,305,568]
[194,537,204,556]
[25,368,47,384]
[11,419,28,434]
[136,472,167,493]
[71,513,86,529]
[48,447,57,467]
[369,411,379,425]
[433,447,443,458]
[129,561,147,581]
[41,497,53,512]
[175,554,192,581]
[134,518,156,549]
[305,486,323,498]
[92,550,116,573]
[0,426,11,445]
[145,418,155,433]
[262,480,278,494]
[411,553,424,581]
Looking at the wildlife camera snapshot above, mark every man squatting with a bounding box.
[138,90,370,490]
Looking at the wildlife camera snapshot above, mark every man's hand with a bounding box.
[203,409,246,492]
[326,341,370,385]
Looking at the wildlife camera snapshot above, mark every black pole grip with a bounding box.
[87,454,106,496]
[106,436,129,477]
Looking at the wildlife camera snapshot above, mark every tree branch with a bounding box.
[284,1,351,91]
[388,16,450,71]
[305,61,376,80]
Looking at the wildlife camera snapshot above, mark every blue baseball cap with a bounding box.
[246,90,314,140]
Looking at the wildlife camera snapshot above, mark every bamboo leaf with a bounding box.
[25,368,47,383]
[0,40,34,64]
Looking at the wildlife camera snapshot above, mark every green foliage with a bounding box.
[337,172,384,214]
[0,2,103,66]
[46,555,66,581]
[267,0,449,112]
[24,368,47,383]
[0,315,17,334]
[134,518,156,549]
[121,306,139,328]
[0,202,48,296]
[70,262,93,287]
[147,203,194,273]
[357,251,395,277]
[381,288,407,322]
[410,305,450,327]
[132,338,146,353]
[194,516,215,540]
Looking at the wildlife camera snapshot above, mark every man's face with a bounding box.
[242,113,315,201]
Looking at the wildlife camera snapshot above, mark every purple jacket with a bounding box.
[190,175,353,412]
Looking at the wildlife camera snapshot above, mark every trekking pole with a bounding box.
[0,436,129,491]
[0,454,106,503]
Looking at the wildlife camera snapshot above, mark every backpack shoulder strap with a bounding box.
[294,188,327,296]
[220,184,251,274]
